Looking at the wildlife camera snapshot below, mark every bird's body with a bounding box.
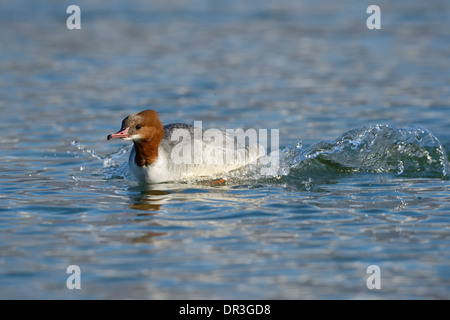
[107,110,264,183]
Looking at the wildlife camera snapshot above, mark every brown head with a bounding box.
[107,110,164,142]
[107,110,164,166]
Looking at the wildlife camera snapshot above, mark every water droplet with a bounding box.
[303,178,313,191]
[415,134,422,142]
[397,160,404,175]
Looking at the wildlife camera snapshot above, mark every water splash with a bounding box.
[69,140,103,161]
[276,125,450,182]
[227,125,449,191]
[69,140,133,180]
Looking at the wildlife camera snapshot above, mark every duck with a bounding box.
[107,110,265,183]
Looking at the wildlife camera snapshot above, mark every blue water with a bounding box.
[1,0,449,299]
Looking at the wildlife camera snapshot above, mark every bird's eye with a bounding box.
[136,124,142,130]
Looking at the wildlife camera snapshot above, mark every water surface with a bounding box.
[1,0,449,299]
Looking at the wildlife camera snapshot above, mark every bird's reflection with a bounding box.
[122,181,265,243]
[120,184,177,243]
[127,180,231,212]
[127,183,181,212]
[128,189,172,211]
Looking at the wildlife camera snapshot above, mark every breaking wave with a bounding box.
[238,125,449,185]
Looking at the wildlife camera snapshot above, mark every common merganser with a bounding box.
[107,110,265,183]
